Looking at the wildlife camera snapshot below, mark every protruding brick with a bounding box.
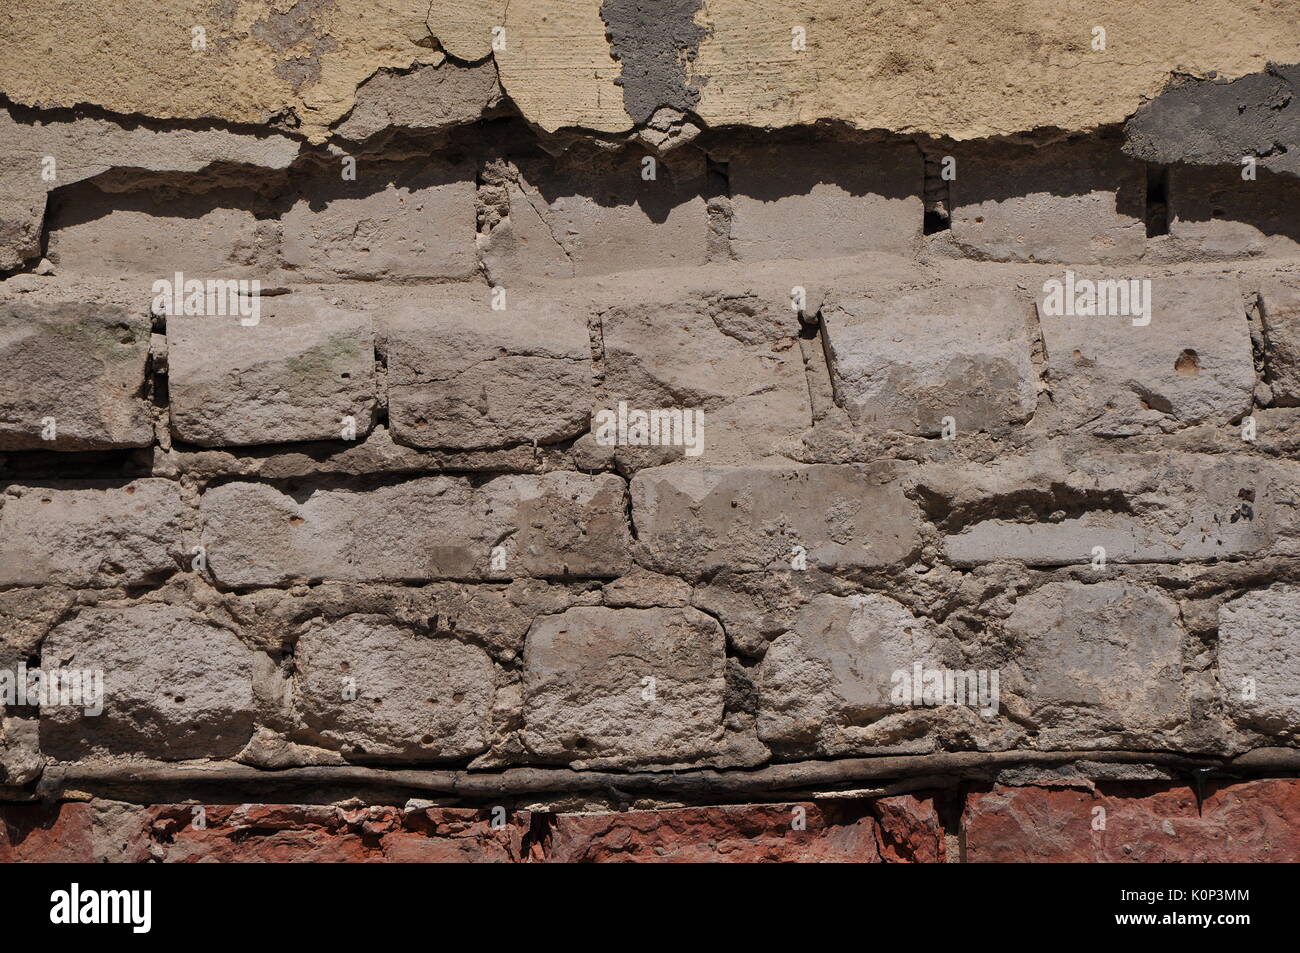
[0,801,152,863]
[201,473,631,587]
[40,603,256,760]
[0,299,152,450]
[726,140,922,261]
[950,139,1146,262]
[1218,587,1300,733]
[597,284,810,464]
[822,286,1037,434]
[387,298,592,450]
[631,464,919,579]
[293,615,494,761]
[1038,276,1253,435]
[522,606,726,767]
[0,480,185,587]
[1260,278,1300,404]
[1004,582,1186,745]
[167,296,377,447]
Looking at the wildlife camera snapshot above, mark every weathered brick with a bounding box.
[293,615,494,761]
[1169,164,1300,258]
[940,452,1293,567]
[1004,581,1186,745]
[0,299,152,450]
[47,186,270,275]
[0,801,152,863]
[726,140,922,260]
[1218,587,1300,734]
[822,286,1037,434]
[964,780,1300,862]
[0,480,185,587]
[873,794,947,863]
[0,802,98,862]
[757,593,955,756]
[167,296,377,447]
[40,603,256,760]
[387,296,592,450]
[544,802,883,862]
[951,138,1146,262]
[631,463,919,579]
[0,716,42,786]
[200,473,631,587]
[281,160,477,280]
[522,606,726,767]
[596,282,810,464]
[148,805,528,862]
[479,148,709,280]
[1260,278,1300,404]
[1038,276,1253,435]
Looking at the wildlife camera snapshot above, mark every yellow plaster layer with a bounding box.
[0,0,1296,141]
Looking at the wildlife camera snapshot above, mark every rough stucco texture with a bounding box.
[0,0,1296,140]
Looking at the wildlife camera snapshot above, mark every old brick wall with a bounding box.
[2,2,1300,862]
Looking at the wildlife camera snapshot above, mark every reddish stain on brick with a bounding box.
[964,779,1300,862]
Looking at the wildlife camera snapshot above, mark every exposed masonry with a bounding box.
[2,58,1300,860]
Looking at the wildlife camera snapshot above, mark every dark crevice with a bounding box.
[1145,163,1170,236]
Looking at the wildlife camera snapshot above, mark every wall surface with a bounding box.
[2,1,1300,862]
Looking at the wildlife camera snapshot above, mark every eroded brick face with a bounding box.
[3,6,1299,864]
[963,781,1300,863]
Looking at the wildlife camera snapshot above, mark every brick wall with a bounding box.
[2,17,1300,862]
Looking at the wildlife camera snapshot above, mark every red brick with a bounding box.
[873,794,947,863]
[543,802,882,863]
[964,779,1300,862]
[150,805,528,863]
[0,801,151,862]
[0,802,97,862]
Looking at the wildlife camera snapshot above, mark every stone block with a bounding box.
[281,159,477,280]
[200,473,631,587]
[40,603,256,760]
[168,296,377,447]
[727,140,922,261]
[822,285,1037,434]
[522,606,726,766]
[0,480,185,587]
[0,299,152,450]
[293,615,494,761]
[631,463,919,579]
[387,297,592,450]
[951,138,1146,262]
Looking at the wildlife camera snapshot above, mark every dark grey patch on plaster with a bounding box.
[1123,63,1299,177]
[600,0,710,125]
[251,0,340,91]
